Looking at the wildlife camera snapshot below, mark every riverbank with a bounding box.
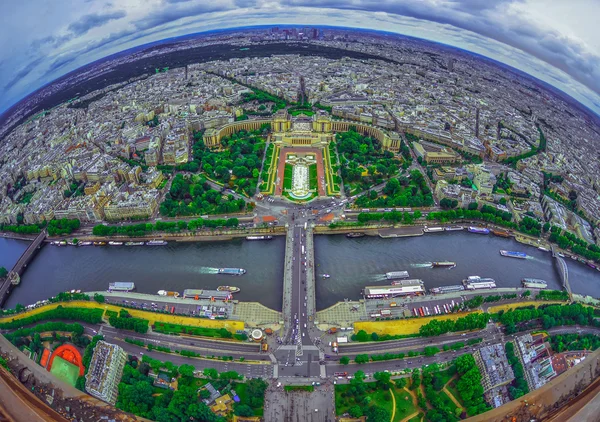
[60,227,287,243]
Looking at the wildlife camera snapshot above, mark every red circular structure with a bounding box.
[47,344,85,376]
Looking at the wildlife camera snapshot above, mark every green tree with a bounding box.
[373,371,392,389]
[203,368,218,379]
[234,404,254,417]
[0,267,7,278]
[349,405,363,418]
[178,364,195,378]
[355,354,369,364]
[340,356,350,365]
[396,377,407,389]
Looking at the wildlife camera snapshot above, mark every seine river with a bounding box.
[1,232,599,311]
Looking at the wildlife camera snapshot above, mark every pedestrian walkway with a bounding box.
[315,300,365,328]
[232,302,282,327]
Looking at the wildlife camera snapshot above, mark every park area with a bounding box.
[355,311,479,336]
[336,358,489,422]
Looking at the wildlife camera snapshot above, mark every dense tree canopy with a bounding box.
[160,174,247,217]
[335,129,402,192]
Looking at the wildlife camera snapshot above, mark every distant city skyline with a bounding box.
[1,0,599,116]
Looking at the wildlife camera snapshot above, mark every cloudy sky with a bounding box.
[1,0,600,115]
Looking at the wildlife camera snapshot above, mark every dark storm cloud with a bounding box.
[67,10,127,36]
[135,3,233,31]
[284,0,600,96]
[2,57,45,91]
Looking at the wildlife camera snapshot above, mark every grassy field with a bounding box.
[283,163,293,190]
[446,381,466,411]
[261,144,279,195]
[335,383,393,416]
[309,164,318,191]
[50,356,79,387]
[355,311,480,336]
[408,414,424,422]
[0,301,244,332]
[393,387,418,422]
[487,300,564,313]
[438,390,459,413]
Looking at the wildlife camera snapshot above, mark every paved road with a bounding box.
[326,325,600,378]
[107,331,274,379]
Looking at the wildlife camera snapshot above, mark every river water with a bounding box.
[1,237,285,311]
[1,232,599,311]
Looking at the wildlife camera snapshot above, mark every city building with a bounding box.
[474,343,515,393]
[84,341,127,404]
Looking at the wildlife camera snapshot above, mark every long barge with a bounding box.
[364,285,424,298]
[432,261,456,268]
[391,279,424,287]
[430,284,465,294]
[245,236,273,240]
[463,276,496,290]
[521,278,548,289]
[491,229,511,237]
[346,232,365,238]
[218,268,246,276]
[183,289,233,300]
[108,282,135,292]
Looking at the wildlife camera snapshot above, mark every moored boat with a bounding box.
[108,241,123,246]
[322,274,331,279]
[468,226,490,234]
[125,241,145,246]
[93,241,107,246]
[538,246,550,252]
[157,290,180,297]
[522,278,548,289]
[245,235,274,240]
[109,282,135,292]
[491,229,510,237]
[346,232,365,238]
[444,226,464,231]
[78,241,92,246]
[217,286,240,293]
[463,276,496,290]
[146,240,167,246]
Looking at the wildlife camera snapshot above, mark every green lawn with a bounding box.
[309,164,318,190]
[408,413,424,422]
[283,163,293,190]
[50,356,79,387]
[438,390,459,413]
[446,381,466,411]
[335,383,393,417]
[289,109,314,116]
[393,387,418,422]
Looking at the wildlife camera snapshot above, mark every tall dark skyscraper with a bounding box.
[475,107,480,137]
